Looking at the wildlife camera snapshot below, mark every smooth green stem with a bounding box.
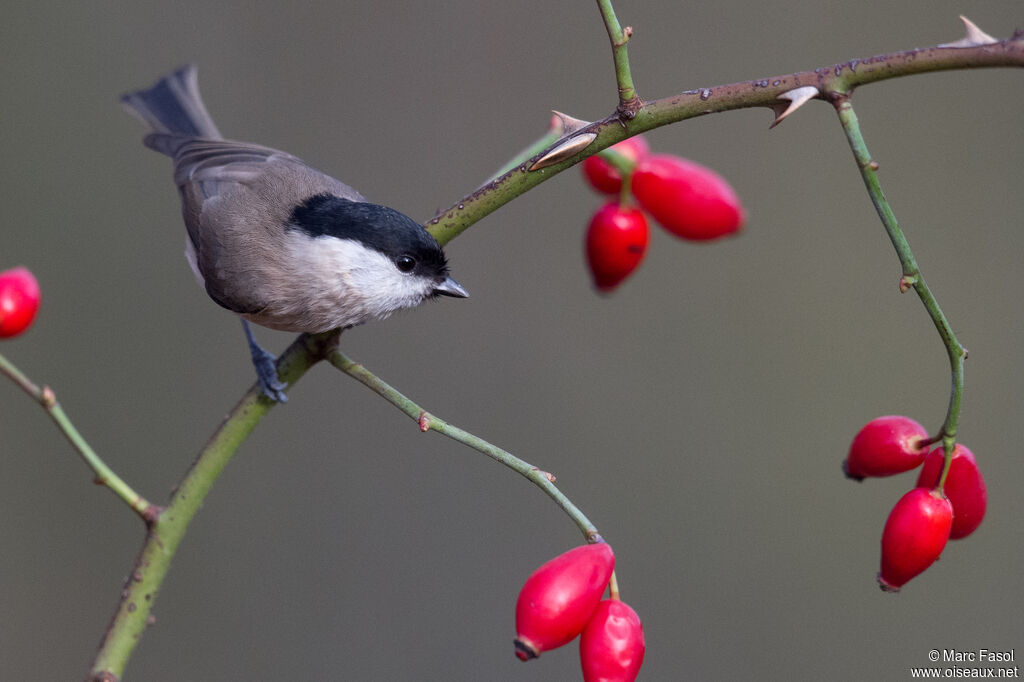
[328,349,602,543]
[0,352,154,519]
[833,98,966,492]
[595,0,639,111]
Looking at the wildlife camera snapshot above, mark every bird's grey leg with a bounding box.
[241,319,288,402]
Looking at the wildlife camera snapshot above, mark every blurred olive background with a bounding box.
[2,1,1022,680]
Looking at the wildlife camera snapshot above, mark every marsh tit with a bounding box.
[122,66,467,402]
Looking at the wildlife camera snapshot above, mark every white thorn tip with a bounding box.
[938,16,998,48]
[528,132,598,171]
[769,86,820,129]
[549,111,591,135]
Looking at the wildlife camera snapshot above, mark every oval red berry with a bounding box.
[631,154,745,241]
[844,415,929,480]
[878,488,952,592]
[0,267,41,338]
[916,444,986,540]
[585,202,649,292]
[580,599,645,682]
[514,543,615,661]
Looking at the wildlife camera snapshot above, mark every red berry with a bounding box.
[631,154,745,241]
[585,203,649,292]
[844,415,929,480]
[580,599,645,682]
[514,543,615,661]
[0,267,41,338]
[916,444,987,540]
[878,488,952,592]
[581,136,650,195]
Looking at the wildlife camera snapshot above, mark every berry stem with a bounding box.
[0,351,155,520]
[328,349,602,542]
[831,97,967,493]
[608,570,621,600]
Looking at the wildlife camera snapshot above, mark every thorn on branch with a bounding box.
[768,86,820,128]
[938,16,998,48]
[528,132,598,171]
[550,110,591,136]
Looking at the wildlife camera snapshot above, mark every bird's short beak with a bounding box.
[435,276,469,298]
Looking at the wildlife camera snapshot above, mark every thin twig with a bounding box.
[831,97,967,490]
[0,352,156,520]
[328,349,602,542]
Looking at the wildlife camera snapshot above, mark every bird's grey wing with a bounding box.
[144,134,366,202]
[145,135,367,317]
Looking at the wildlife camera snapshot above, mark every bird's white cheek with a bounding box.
[294,237,435,326]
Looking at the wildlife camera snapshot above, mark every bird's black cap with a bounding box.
[290,193,451,279]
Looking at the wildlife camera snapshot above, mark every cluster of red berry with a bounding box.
[0,267,41,338]
[514,543,645,681]
[580,135,746,291]
[843,416,988,591]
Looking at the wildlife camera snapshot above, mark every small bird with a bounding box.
[122,66,467,402]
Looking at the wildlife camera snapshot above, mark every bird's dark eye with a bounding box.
[395,255,416,273]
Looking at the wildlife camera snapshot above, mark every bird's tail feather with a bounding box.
[121,65,222,139]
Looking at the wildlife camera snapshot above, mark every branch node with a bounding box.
[616,96,643,121]
[897,272,921,290]
[532,467,557,483]
[613,26,634,47]
[41,385,57,408]
[418,411,433,432]
[142,504,164,527]
[89,673,120,682]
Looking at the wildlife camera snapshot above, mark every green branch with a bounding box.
[328,349,602,542]
[832,97,967,491]
[0,352,155,520]
[426,33,1024,247]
